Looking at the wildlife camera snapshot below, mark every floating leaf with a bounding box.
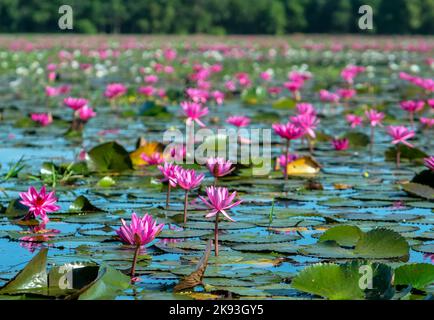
[394,263,434,290]
[402,183,434,200]
[72,265,131,300]
[272,98,296,109]
[319,225,363,247]
[0,248,48,294]
[291,262,364,300]
[302,227,409,259]
[97,176,116,188]
[344,132,370,147]
[286,156,321,175]
[385,145,428,163]
[411,170,434,189]
[69,196,104,213]
[87,142,133,172]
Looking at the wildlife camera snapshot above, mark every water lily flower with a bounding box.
[116,212,164,280]
[31,113,52,126]
[77,105,96,121]
[296,103,316,116]
[290,113,319,139]
[158,162,180,208]
[424,156,434,171]
[64,97,88,110]
[226,115,250,128]
[206,157,234,184]
[346,114,363,128]
[199,186,242,256]
[140,152,165,165]
[387,125,415,167]
[138,86,154,97]
[420,117,434,128]
[180,101,208,127]
[212,90,224,105]
[319,89,340,104]
[19,186,60,223]
[284,81,303,101]
[400,100,425,128]
[175,168,205,223]
[337,88,356,100]
[268,86,282,95]
[225,80,236,92]
[341,65,365,85]
[116,212,164,246]
[273,122,303,181]
[332,138,349,151]
[428,99,434,109]
[260,71,272,81]
[366,109,385,150]
[144,74,158,84]
[291,113,319,154]
[45,86,59,97]
[186,88,209,104]
[365,109,385,127]
[104,83,127,100]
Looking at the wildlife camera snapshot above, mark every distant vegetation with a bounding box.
[0,0,434,35]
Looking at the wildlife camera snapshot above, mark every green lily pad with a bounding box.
[291,262,365,300]
[301,227,409,259]
[319,225,363,247]
[402,183,434,200]
[87,141,133,172]
[394,263,434,290]
[216,232,300,244]
[69,196,104,213]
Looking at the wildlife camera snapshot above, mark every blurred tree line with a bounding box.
[0,0,434,34]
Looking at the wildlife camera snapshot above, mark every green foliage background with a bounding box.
[0,0,433,34]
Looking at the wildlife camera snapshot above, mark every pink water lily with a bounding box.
[400,100,425,128]
[141,152,165,165]
[387,125,415,148]
[206,157,234,182]
[346,114,363,128]
[319,89,340,103]
[19,186,60,223]
[116,212,164,246]
[341,65,365,85]
[296,103,317,116]
[104,83,127,99]
[212,90,224,105]
[226,116,250,127]
[199,186,242,256]
[175,168,205,223]
[116,212,164,280]
[366,109,385,151]
[273,122,303,181]
[64,97,88,110]
[290,113,319,139]
[199,186,242,222]
[158,162,180,209]
[332,138,349,151]
[424,156,434,171]
[138,86,155,97]
[31,113,52,126]
[337,88,356,100]
[272,122,304,141]
[181,101,208,127]
[420,117,434,128]
[387,125,415,168]
[77,105,96,121]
